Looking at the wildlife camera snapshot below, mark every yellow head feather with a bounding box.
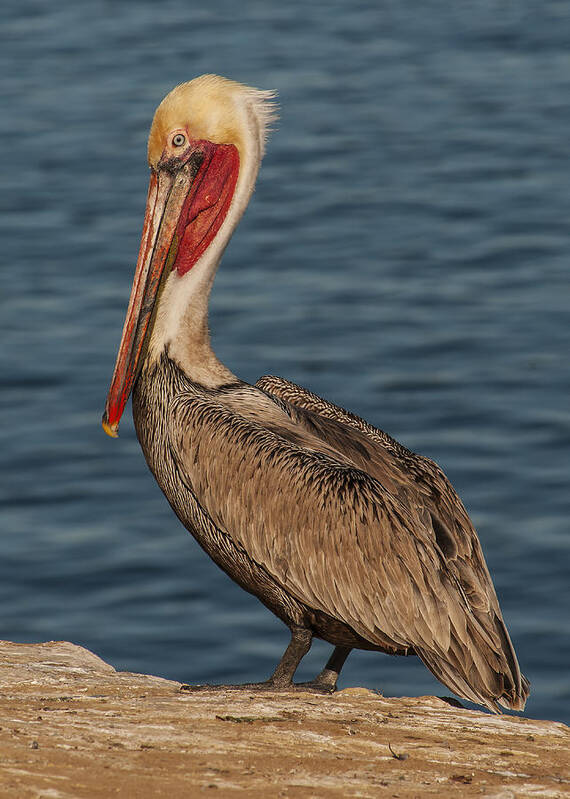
[147,74,278,167]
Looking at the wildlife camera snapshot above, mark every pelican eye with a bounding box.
[172,133,186,147]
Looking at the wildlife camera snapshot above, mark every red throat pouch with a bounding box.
[172,142,240,276]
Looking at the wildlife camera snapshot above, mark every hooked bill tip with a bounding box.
[102,417,119,438]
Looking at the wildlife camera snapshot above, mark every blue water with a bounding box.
[1,1,568,724]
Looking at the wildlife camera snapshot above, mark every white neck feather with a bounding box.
[148,100,266,387]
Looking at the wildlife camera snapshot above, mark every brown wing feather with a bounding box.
[169,381,528,712]
[256,376,497,613]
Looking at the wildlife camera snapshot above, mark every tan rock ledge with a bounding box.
[0,640,568,798]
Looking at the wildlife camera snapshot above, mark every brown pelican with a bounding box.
[102,74,529,713]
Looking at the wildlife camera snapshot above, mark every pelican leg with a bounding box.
[181,630,349,695]
[266,626,313,688]
[296,645,352,693]
[180,626,314,693]
[314,645,352,689]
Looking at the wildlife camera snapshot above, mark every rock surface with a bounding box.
[0,640,568,798]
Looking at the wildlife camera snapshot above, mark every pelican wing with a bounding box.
[168,383,527,711]
[257,376,496,613]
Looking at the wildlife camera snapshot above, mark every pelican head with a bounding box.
[102,75,277,437]
[147,74,276,167]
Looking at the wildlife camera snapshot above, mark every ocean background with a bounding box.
[1,1,568,724]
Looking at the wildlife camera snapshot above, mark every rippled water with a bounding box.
[1,1,569,723]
